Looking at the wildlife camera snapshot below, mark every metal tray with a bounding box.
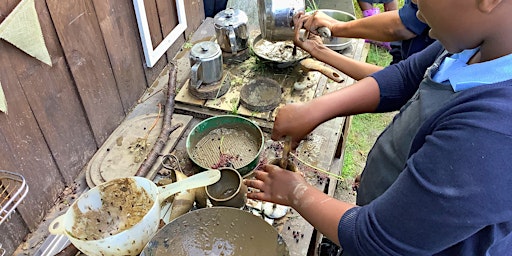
[0,170,29,226]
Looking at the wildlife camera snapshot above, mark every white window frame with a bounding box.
[133,0,187,67]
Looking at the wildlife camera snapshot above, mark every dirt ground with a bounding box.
[334,179,357,203]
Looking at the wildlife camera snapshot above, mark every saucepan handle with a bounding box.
[157,169,221,203]
[48,215,66,235]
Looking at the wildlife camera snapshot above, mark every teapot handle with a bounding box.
[190,61,203,89]
[228,26,237,54]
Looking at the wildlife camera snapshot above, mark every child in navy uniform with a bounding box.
[295,0,434,65]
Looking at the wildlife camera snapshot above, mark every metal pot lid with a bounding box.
[190,41,221,59]
[213,8,248,28]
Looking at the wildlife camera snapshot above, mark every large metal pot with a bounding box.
[140,207,289,255]
[189,41,223,88]
[257,0,305,41]
[307,9,356,51]
[214,8,249,54]
[48,171,221,256]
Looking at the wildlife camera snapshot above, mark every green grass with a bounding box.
[341,0,404,179]
[342,113,395,179]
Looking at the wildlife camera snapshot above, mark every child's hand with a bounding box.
[244,164,310,207]
[293,12,326,54]
[272,103,316,149]
[293,11,335,37]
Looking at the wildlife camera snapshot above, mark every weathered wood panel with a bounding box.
[0,0,203,253]
[92,0,148,113]
[46,0,125,146]
[156,0,182,62]
[0,211,28,255]
[0,43,65,231]
[141,0,169,83]
[184,0,205,40]
[0,0,19,21]
[5,0,98,185]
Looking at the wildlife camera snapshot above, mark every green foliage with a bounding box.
[305,0,318,12]
[366,43,392,66]
[183,42,193,49]
[342,113,395,178]
[229,98,239,115]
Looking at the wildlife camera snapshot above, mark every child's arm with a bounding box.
[331,11,417,43]
[271,41,444,147]
[272,75,381,144]
[245,164,355,246]
[296,10,417,43]
[293,15,383,81]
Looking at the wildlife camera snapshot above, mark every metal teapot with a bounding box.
[189,41,223,88]
[214,8,249,54]
[257,0,305,41]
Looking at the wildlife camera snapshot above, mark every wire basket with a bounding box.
[0,170,29,226]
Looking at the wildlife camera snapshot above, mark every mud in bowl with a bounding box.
[48,171,220,256]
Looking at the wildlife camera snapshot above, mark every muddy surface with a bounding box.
[240,78,281,112]
[71,178,153,240]
[141,207,289,256]
[253,37,309,63]
[191,127,260,169]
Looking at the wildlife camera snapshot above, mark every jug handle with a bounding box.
[48,215,67,235]
[190,61,203,89]
[228,26,237,54]
[157,169,221,204]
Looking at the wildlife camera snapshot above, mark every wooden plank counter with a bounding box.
[169,18,367,256]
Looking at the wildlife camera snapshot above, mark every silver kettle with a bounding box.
[214,8,249,54]
[189,41,223,88]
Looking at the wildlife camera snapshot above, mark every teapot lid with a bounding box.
[190,41,221,59]
[213,8,248,28]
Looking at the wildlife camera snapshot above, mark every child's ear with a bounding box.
[478,0,503,13]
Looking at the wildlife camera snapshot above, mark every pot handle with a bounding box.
[190,61,203,89]
[228,26,237,54]
[157,169,221,204]
[48,215,67,235]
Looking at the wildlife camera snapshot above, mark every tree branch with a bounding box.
[136,62,182,177]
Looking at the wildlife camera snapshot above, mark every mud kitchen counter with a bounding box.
[169,18,367,256]
[25,15,366,255]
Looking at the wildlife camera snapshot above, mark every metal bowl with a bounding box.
[141,207,289,255]
[251,34,310,68]
[308,9,356,51]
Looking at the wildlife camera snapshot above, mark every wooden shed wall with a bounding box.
[0,0,204,253]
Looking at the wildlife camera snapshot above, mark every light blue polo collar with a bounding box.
[432,48,512,92]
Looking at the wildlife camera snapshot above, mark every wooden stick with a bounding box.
[135,62,182,177]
